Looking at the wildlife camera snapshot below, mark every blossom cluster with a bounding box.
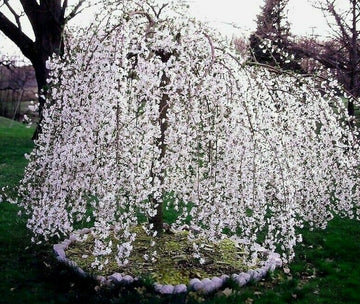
[18,0,360,268]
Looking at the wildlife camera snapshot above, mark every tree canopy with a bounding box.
[16,0,360,271]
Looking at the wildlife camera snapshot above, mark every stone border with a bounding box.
[53,228,283,294]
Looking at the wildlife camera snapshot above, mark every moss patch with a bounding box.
[66,227,251,285]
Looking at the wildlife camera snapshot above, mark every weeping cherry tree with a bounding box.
[18,0,360,269]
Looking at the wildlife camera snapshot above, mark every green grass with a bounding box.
[1,115,360,303]
[0,117,34,192]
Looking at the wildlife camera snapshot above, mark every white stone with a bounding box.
[262,263,270,272]
[259,266,268,276]
[160,285,175,294]
[202,282,216,294]
[220,274,229,282]
[122,275,134,284]
[235,277,247,287]
[69,234,78,241]
[80,228,91,234]
[96,275,106,284]
[61,239,71,248]
[201,278,212,285]
[154,283,163,292]
[189,278,201,288]
[75,267,87,277]
[55,248,66,259]
[66,260,77,267]
[109,273,122,282]
[247,270,255,279]
[173,284,187,294]
[192,281,204,291]
[238,272,251,283]
[211,277,223,289]
[252,270,263,281]
[56,256,67,263]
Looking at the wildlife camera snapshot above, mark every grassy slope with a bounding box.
[0,116,359,304]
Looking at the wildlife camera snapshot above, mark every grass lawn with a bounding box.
[0,115,360,303]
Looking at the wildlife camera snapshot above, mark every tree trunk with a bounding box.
[347,0,359,118]
[0,0,68,139]
[149,52,171,234]
[31,3,63,139]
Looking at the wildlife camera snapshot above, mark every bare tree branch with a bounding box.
[0,11,35,60]
[3,0,23,31]
[18,0,39,31]
[65,0,87,22]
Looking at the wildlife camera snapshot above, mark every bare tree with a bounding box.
[0,0,87,138]
[291,0,360,116]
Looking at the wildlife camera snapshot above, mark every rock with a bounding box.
[154,283,163,293]
[69,234,78,241]
[270,253,282,267]
[173,284,187,294]
[75,266,87,278]
[109,273,122,283]
[54,248,66,259]
[122,275,134,284]
[189,278,201,288]
[179,224,189,231]
[261,263,270,272]
[247,270,255,280]
[211,277,223,289]
[61,239,71,248]
[220,274,229,282]
[269,263,276,271]
[53,244,66,259]
[259,266,269,276]
[160,284,174,294]
[56,256,67,263]
[96,275,106,284]
[202,282,216,294]
[201,278,212,285]
[252,270,263,281]
[192,281,204,291]
[274,258,282,267]
[238,272,251,283]
[66,259,77,267]
[235,277,247,287]
[80,228,91,234]
[189,225,201,233]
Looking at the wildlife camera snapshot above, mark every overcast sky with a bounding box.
[188,0,330,37]
[0,0,345,58]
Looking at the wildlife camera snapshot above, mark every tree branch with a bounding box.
[19,0,39,31]
[65,0,87,22]
[3,0,23,31]
[0,11,35,60]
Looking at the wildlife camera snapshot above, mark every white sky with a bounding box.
[188,0,332,37]
[0,0,346,58]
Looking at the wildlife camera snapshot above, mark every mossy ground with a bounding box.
[66,227,250,285]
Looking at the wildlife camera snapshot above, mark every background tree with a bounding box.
[249,0,301,70]
[290,0,360,116]
[0,0,87,138]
